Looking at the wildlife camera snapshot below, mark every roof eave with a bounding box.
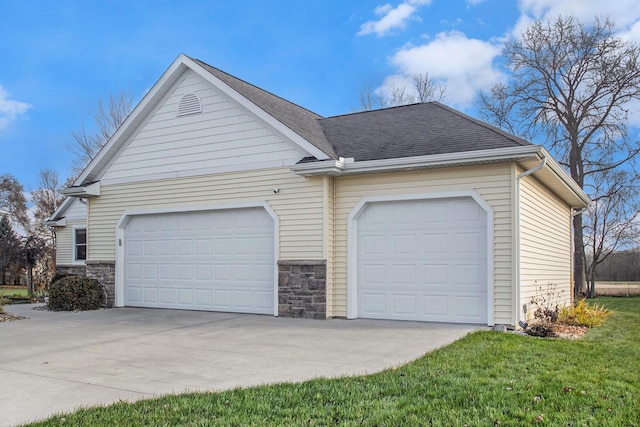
[58,182,101,197]
[291,145,544,176]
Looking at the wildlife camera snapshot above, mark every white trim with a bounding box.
[114,201,279,316]
[292,146,543,176]
[59,181,101,197]
[72,225,87,265]
[346,191,495,326]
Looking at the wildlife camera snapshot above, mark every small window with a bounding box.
[177,93,202,116]
[74,228,87,262]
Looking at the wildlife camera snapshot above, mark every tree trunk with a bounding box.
[27,267,33,296]
[573,214,586,298]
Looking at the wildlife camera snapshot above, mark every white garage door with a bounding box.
[124,207,274,314]
[357,197,487,323]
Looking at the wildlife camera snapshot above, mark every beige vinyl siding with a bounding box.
[519,172,572,320]
[88,167,325,261]
[101,70,308,185]
[333,164,514,324]
[55,220,86,265]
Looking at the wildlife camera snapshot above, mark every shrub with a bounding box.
[558,299,611,327]
[48,276,104,311]
[50,273,70,286]
[525,323,556,338]
[0,295,7,313]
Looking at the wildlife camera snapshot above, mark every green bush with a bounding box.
[48,275,105,311]
[50,272,70,286]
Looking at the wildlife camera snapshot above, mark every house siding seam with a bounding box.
[333,164,514,325]
[519,171,572,321]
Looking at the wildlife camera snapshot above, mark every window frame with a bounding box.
[73,226,87,263]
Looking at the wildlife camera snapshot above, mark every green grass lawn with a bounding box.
[0,286,28,298]
[27,298,639,426]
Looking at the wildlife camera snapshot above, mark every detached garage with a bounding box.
[48,54,590,328]
[119,205,277,315]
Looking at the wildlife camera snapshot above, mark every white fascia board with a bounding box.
[291,145,544,176]
[59,181,101,197]
[47,197,75,222]
[183,56,331,161]
[74,55,189,186]
[44,218,66,227]
[539,147,590,207]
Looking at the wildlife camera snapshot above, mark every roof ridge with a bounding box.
[324,102,424,120]
[430,102,530,146]
[190,57,325,120]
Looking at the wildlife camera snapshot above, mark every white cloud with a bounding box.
[358,0,432,36]
[514,0,640,42]
[0,85,32,130]
[385,31,503,107]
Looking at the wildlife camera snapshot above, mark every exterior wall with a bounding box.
[88,166,325,262]
[54,199,87,266]
[86,261,116,308]
[519,172,573,321]
[55,265,87,276]
[100,70,308,186]
[278,260,326,319]
[333,164,514,325]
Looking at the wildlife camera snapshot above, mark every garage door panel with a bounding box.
[124,207,274,314]
[357,197,487,324]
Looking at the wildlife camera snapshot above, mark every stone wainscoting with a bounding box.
[85,261,116,308]
[278,260,326,319]
[55,264,87,276]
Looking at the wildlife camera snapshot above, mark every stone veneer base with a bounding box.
[85,261,116,308]
[278,260,326,319]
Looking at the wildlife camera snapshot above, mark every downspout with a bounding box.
[515,155,547,328]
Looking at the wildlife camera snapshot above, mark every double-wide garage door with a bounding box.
[357,197,488,324]
[124,207,274,314]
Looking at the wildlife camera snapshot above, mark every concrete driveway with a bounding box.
[0,304,478,426]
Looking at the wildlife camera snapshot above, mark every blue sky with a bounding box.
[1,0,640,193]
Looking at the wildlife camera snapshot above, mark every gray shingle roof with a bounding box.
[319,102,531,161]
[193,58,338,159]
[194,58,530,162]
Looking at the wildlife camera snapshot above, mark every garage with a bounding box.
[123,207,275,314]
[356,197,488,323]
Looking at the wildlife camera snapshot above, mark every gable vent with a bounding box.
[177,93,202,116]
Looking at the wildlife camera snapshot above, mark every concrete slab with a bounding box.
[0,304,479,426]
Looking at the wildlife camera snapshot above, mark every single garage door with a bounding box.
[357,197,487,323]
[124,207,274,314]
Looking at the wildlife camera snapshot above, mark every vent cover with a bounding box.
[177,93,202,116]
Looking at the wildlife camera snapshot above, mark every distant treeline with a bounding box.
[593,249,640,281]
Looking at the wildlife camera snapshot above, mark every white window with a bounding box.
[74,227,87,262]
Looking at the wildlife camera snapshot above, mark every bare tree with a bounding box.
[0,174,29,232]
[583,169,640,296]
[478,16,640,297]
[358,72,446,111]
[31,169,63,237]
[30,169,64,287]
[69,91,134,177]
